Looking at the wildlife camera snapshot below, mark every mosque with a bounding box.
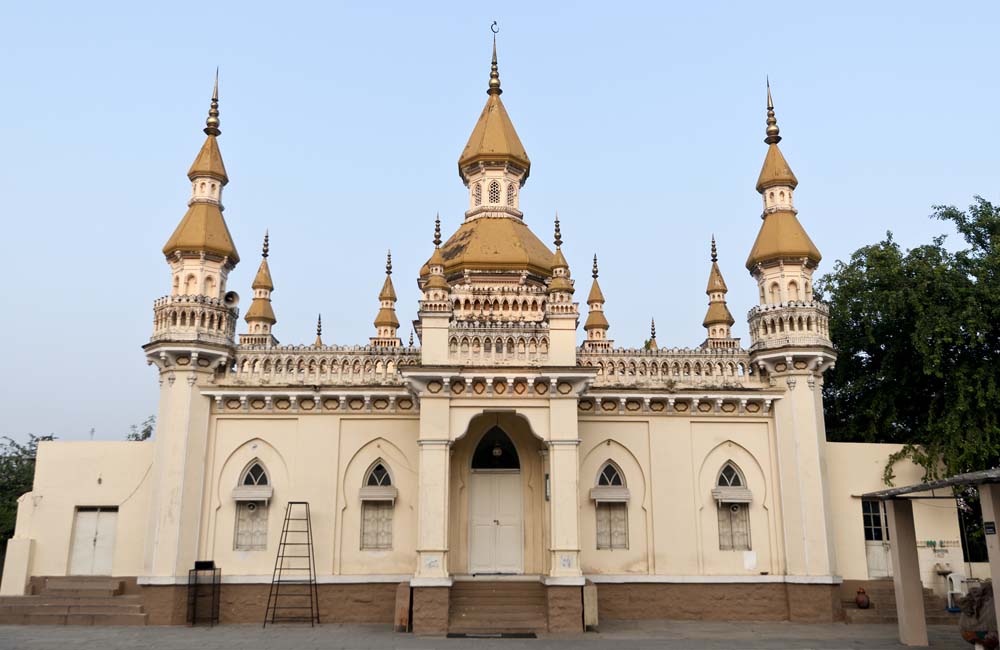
[0,37,965,632]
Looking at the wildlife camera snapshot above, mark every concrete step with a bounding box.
[844,607,959,625]
[0,595,142,606]
[42,577,124,595]
[448,582,548,634]
[0,603,145,615]
[0,612,147,626]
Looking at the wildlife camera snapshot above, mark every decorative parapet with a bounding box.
[747,301,832,353]
[447,320,551,366]
[577,347,765,390]
[222,344,421,387]
[150,295,237,347]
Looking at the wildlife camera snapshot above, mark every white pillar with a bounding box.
[977,484,1000,631]
[886,499,928,647]
[412,395,451,584]
[546,396,582,583]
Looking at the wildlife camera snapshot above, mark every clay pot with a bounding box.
[855,588,871,609]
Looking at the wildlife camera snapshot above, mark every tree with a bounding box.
[126,415,156,441]
[0,435,55,571]
[816,197,1000,482]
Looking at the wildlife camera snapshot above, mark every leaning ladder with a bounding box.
[263,501,320,627]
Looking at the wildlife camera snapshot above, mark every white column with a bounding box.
[546,396,583,583]
[978,484,1000,631]
[886,499,928,647]
[412,394,451,585]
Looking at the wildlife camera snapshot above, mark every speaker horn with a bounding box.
[223,291,240,308]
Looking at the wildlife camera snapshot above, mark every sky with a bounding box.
[1,1,998,442]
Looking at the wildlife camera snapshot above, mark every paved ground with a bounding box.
[0,622,968,649]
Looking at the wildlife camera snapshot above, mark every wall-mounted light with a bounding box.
[545,473,550,501]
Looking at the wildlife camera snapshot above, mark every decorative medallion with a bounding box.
[373,398,389,410]
[535,382,549,395]
[746,402,761,413]
[698,402,712,413]
[324,399,339,410]
[176,356,190,366]
[494,382,506,395]
[398,398,414,410]
[349,398,364,410]
[198,357,211,367]
[451,381,465,395]
[794,361,808,370]
[514,381,527,395]
[300,398,316,411]
[602,400,617,412]
[558,382,572,395]
[722,402,737,413]
[626,400,641,412]
[251,399,265,410]
[578,400,593,411]
[674,401,689,412]
[275,398,291,410]
[225,398,241,410]
[650,401,665,412]
[427,381,443,394]
[775,362,787,372]
[474,381,486,395]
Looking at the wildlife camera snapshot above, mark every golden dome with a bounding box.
[244,298,276,324]
[252,258,273,291]
[746,210,822,269]
[188,135,228,183]
[587,278,605,304]
[584,309,609,331]
[374,307,400,329]
[458,41,530,179]
[549,275,573,293]
[756,143,798,193]
[706,261,727,294]
[425,272,450,291]
[162,202,239,263]
[433,217,554,277]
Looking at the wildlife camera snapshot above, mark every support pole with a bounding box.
[977,484,1000,632]
[886,499,928,646]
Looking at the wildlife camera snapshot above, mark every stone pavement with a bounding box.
[0,621,968,649]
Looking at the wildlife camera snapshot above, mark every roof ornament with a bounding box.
[765,77,781,145]
[409,330,414,347]
[554,213,563,248]
[385,250,392,275]
[650,318,656,340]
[488,21,502,96]
[592,254,599,279]
[711,234,718,263]
[433,214,442,247]
[262,230,269,258]
[316,313,322,337]
[205,68,221,136]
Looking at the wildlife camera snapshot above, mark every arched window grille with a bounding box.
[488,181,501,204]
[474,183,482,206]
[506,183,516,206]
[715,462,750,551]
[234,461,270,551]
[360,460,395,550]
[593,461,628,550]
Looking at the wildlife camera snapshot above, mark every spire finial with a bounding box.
[386,250,392,275]
[205,68,221,136]
[711,235,718,263]
[488,21,502,96]
[317,313,322,337]
[553,213,563,248]
[650,317,656,340]
[409,330,414,347]
[433,214,442,247]
[262,230,269,258]
[592,254,599,279]
[764,77,781,145]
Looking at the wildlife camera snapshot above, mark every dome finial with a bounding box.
[433,214,442,247]
[488,21,502,96]
[650,317,656,340]
[409,330,414,347]
[592,254,599,279]
[262,230,269,258]
[205,68,221,136]
[765,77,781,145]
[386,249,392,275]
[554,213,563,248]
[711,234,718,263]
[317,313,322,337]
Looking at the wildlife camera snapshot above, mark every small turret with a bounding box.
[241,232,278,347]
[582,255,612,351]
[647,318,657,351]
[549,215,574,296]
[371,251,401,348]
[702,236,738,349]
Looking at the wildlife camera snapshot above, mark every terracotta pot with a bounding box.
[855,588,870,609]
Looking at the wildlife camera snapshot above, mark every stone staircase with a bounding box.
[842,580,958,625]
[0,577,147,625]
[448,581,548,635]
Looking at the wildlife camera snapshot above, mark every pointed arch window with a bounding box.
[474,183,483,206]
[506,183,516,206]
[591,461,629,550]
[713,462,751,551]
[488,180,501,204]
[233,460,271,551]
[360,460,396,550]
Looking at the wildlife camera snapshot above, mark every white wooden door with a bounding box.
[69,507,118,575]
[469,473,522,574]
[862,500,892,578]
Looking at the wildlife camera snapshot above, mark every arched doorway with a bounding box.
[469,426,522,574]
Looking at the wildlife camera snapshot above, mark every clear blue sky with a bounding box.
[2,1,997,442]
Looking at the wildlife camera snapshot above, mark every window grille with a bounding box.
[474,183,482,206]
[489,181,501,204]
[361,501,393,550]
[596,502,628,549]
[506,183,516,206]
[234,501,268,550]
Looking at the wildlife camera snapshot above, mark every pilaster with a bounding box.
[413,394,452,585]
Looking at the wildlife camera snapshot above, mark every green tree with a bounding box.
[0,434,55,571]
[126,415,156,441]
[817,197,1000,482]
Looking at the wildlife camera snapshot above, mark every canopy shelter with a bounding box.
[862,469,1000,646]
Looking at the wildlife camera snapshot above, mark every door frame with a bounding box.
[68,506,119,576]
[468,469,523,575]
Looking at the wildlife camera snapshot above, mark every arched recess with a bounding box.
[210,438,289,563]
[696,440,773,575]
[335,437,415,575]
[579,439,649,574]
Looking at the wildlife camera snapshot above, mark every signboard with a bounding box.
[986,521,996,535]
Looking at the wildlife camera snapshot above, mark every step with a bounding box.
[43,577,124,594]
[0,603,145,615]
[0,612,147,626]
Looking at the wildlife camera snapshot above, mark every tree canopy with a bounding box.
[817,197,1000,482]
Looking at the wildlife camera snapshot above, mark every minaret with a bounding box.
[647,318,657,351]
[241,232,278,347]
[548,215,575,301]
[582,255,612,350]
[458,32,531,219]
[371,251,401,348]
[423,216,452,298]
[314,314,323,348]
[744,82,838,594]
[161,71,239,301]
[702,236,737,349]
